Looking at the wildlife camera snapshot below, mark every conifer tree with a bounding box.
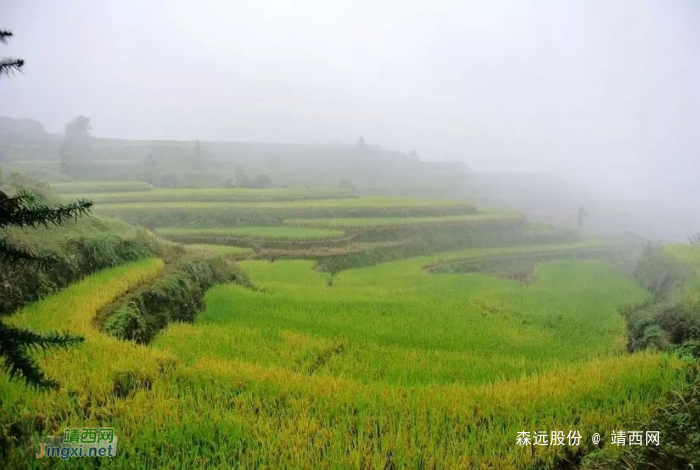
[0,29,93,389]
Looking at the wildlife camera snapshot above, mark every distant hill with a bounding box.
[0,117,52,143]
[0,116,471,193]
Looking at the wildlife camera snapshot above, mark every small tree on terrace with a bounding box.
[142,152,159,183]
[60,115,93,176]
[252,174,273,188]
[338,178,357,192]
[0,29,93,389]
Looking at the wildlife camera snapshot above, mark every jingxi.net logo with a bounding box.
[35,428,118,460]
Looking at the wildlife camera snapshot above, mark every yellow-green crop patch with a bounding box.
[157,226,345,239]
[666,244,700,307]
[90,197,478,228]
[284,210,523,229]
[420,240,618,271]
[185,244,255,255]
[51,180,155,193]
[62,187,356,203]
[667,244,700,272]
[94,196,474,211]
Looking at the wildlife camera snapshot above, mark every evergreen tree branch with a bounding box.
[13,189,43,206]
[0,29,88,391]
[0,191,93,228]
[0,30,13,44]
[0,57,24,78]
[0,322,84,389]
[0,239,59,270]
[0,238,37,263]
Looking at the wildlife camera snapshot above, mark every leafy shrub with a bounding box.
[633,242,691,299]
[99,258,247,343]
[656,301,700,344]
[688,232,700,245]
[104,304,148,342]
[338,178,357,192]
[677,340,700,360]
[622,243,700,352]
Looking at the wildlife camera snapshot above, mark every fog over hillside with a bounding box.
[2,0,699,238]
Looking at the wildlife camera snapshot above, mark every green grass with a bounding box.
[156,226,345,239]
[62,187,356,203]
[51,181,154,193]
[0,249,687,468]
[285,211,523,228]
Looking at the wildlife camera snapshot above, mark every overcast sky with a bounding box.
[2,0,698,199]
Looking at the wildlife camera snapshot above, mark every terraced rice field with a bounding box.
[284,211,523,228]
[52,180,155,193]
[161,243,643,385]
[61,187,356,203]
[185,244,254,256]
[0,246,686,468]
[93,196,476,211]
[4,182,689,467]
[156,226,345,239]
[90,192,480,230]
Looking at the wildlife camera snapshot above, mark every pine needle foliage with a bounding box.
[1,27,96,388]
[0,188,93,389]
[0,29,24,78]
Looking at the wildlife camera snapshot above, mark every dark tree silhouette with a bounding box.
[338,178,357,192]
[577,205,587,230]
[60,115,93,175]
[253,174,273,188]
[0,30,24,78]
[63,115,92,141]
[194,140,201,161]
[0,30,93,389]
